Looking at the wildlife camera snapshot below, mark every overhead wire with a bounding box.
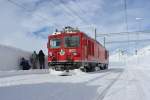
[8,0,92,26]
[47,0,79,23]
[70,0,88,18]
[96,30,150,36]
[56,0,89,24]
[7,0,57,27]
[106,39,150,44]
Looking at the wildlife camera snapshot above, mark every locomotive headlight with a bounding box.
[72,52,77,56]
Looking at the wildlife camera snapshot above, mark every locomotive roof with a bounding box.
[83,33,105,48]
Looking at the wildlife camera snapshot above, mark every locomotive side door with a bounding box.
[83,38,88,60]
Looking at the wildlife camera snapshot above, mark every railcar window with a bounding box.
[64,36,80,47]
[50,38,61,48]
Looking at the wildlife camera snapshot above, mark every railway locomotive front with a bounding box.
[47,27,109,71]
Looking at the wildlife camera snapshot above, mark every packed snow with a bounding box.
[0,45,150,100]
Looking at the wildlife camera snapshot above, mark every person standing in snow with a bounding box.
[30,51,38,69]
[38,50,45,69]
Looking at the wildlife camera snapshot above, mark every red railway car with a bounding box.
[47,26,109,72]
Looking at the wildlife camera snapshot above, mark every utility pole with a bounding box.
[124,0,129,32]
[135,18,144,54]
[123,0,129,65]
[135,17,143,64]
[94,28,97,40]
[104,37,106,48]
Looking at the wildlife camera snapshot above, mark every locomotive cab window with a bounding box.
[64,36,80,47]
[50,38,61,48]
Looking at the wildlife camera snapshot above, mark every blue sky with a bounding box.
[0,0,150,54]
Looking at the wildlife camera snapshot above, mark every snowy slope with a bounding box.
[110,45,150,67]
[109,52,128,66]
[127,45,150,67]
[0,44,31,71]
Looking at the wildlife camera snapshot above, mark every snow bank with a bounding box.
[127,45,150,68]
[0,44,31,71]
[109,52,128,67]
[0,44,49,71]
[49,69,65,75]
[110,45,150,68]
[0,69,49,78]
[49,69,86,76]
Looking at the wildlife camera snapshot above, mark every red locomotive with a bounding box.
[47,26,109,72]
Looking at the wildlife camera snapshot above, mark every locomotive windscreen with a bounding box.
[64,36,80,47]
[50,38,61,48]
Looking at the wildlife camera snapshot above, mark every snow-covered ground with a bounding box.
[1,66,150,100]
[0,68,123,100]
[0,45,150,100]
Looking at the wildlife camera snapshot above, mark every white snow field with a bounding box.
[0,45,150,100]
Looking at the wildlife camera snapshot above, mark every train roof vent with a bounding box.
[52,32,61,35]
[52,26,80,35]
[63,26,80,33]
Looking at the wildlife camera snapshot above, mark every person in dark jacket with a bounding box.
[38,50,45,69]
[20,57,31,70]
